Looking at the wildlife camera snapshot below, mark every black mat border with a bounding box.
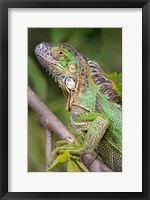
[0,0,150,199]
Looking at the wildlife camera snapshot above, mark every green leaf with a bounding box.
[48,153,68,171]
[47,151,79,172]
[109,72,117,82]
[118,73,122,82]
[75,160,89,172]
[109,72,122,96]
[67,159,81,172]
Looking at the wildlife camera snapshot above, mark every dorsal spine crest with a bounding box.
[88,60,122,105]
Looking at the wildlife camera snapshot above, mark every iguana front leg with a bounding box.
[69,110,109,154]
[47,106,109,166]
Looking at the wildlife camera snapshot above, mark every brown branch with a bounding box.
[81,154,112,172]
[28,86,113,172]
[28,86,76,143]
[45,129,52,171]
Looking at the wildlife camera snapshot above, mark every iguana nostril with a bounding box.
[36,43,49,53]
[40,43,44,47]
[35,43,44,53]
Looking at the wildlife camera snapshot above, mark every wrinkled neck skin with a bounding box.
[63,58,92,112]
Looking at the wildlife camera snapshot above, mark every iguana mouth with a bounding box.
[35,42,62,77]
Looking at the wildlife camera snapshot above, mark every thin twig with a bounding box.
[28,86,113,172]
[45,129,52,170]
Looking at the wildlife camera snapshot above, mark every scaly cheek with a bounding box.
[56,64,65,72]
[59,59,68,68]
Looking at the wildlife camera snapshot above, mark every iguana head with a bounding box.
[35,42,122,108]
[35,42,90,98]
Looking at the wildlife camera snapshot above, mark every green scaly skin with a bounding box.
[35,42,122,172]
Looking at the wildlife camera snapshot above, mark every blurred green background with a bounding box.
[28,28,122,172]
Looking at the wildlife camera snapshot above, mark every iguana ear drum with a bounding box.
[65,77,76,90]
[69,64,76,73]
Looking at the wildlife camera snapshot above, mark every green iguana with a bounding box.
[35,42,122,172]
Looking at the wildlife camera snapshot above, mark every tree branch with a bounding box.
[45,129,52,171]
[28,86,76,143]
[28,86,113,172]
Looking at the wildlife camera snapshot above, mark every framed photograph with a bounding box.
[0,0,149,199]
[28,27,122,174]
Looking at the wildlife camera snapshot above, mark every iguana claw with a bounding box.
[55,140,70,147]
[47,141,85,168]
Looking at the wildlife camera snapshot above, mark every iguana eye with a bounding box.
[65,77,75,90]
[58,50,65,57]
[69,63,76,73]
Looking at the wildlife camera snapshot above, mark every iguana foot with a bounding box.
[55,140,70,147]
[47,141,87,168]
